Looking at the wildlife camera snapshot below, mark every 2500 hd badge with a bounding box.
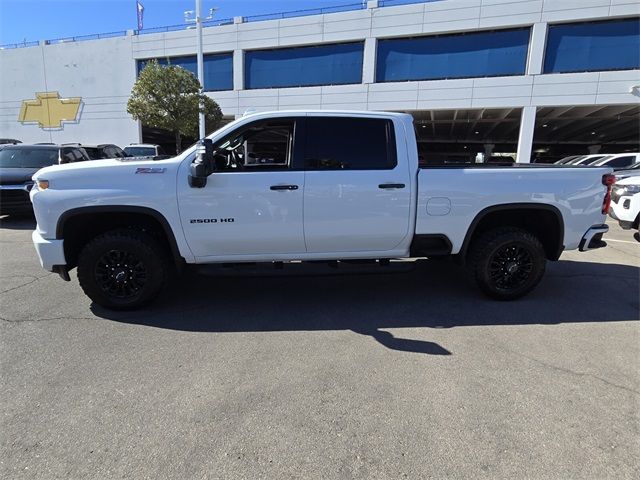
[190,218,235,223]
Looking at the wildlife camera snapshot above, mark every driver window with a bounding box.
[214,120,294,172]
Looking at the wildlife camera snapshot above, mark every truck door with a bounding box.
[177,118,306,258]
[302,116,412,253]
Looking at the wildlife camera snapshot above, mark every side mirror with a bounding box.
[189,138,215,188]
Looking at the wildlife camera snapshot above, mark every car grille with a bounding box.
[0,189,30,207]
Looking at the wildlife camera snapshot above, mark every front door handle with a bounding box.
[270,184,299,191]
[378,183,405,189]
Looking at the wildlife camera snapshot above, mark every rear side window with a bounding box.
[61,148,76,164]
[305,117,397,170]
[75,148,90,161]
[83,147,103,160]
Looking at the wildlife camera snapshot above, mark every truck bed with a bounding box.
[415,165,611,254]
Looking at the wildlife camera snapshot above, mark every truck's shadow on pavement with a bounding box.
[92,258,639,356]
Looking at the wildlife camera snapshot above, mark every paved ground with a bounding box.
[1,216,638,479]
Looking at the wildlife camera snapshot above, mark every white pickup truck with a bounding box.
[30,111,614,309]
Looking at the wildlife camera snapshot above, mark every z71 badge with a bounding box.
[135,167,166,174]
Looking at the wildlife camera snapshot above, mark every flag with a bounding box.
[136,1,144,30]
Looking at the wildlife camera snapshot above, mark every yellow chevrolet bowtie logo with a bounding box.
[19,92,82,129]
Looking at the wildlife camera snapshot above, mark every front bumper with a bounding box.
[578,224,608,252]
[32,230,66,272]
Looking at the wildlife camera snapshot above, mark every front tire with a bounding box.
[77,229,169,310]
[469,227,546,300]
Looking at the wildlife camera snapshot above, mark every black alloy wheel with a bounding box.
[94,249,148,300]
[488,243,534,292]
[470,227,546,300]
[77,229,169,309]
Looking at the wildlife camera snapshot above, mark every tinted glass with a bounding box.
[0,148,58,168]
[305,117,396,170]
[245,42,364,89]
[72,149,84,161]
[124,147,156,156]
[605,156,636,168]
[82,147,104,159]
[377,28,530,82]
[61,148,76,164]
[544,18,640,73]
[581,155,607,165]
[137,52,233,91]
[111,146,127,158]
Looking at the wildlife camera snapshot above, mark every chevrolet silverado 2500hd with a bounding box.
[30,111,614,309]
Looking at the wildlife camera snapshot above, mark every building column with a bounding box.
[526,22,548,75]
[233,49,244,91]
[362,37,377,84]
[233,16,245,95]
[517,106,536,163]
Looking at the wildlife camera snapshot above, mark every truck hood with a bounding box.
[32,158,180,190]
[0,167,39,185]
[615,175,640,187]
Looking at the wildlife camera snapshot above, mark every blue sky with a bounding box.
[0,0,367,45]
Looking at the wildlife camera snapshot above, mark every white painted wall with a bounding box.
[0,0,638,152]
[0,36,138,145]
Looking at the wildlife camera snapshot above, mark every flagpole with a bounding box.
[195,0,205,139]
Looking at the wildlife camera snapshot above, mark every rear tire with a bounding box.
[77,229,169,310]
[469,227,546,300]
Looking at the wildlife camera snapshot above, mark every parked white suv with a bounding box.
[609,175,640,232]
[592,153,639,171]
[123,143,168,158]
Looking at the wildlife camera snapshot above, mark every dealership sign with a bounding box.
[19,91,82,129]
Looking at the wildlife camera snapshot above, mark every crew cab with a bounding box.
[30,111,614,309]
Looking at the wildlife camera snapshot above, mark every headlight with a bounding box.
[35,179,49,190]
[616,185,640,196]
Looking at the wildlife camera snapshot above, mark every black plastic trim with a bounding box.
[56,206,184,269]
[410,234,453,257]
[459,203,565,261]
[52,265,70,282]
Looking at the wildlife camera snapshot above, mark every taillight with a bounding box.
[602,174,615,214]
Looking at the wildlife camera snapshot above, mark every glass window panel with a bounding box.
[376,28,530,82]
[305,117,396,170]
[137,53,233,91]
[544,18,640,74]
[245,42,364,89]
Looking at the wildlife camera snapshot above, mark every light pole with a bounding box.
[185,1,217,139]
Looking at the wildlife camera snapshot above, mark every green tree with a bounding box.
[127,60,223,154]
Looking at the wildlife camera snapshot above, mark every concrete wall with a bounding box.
[1,0,638,152]
[0,35,139,145]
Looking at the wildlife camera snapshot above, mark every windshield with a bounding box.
[125,147,156,156]
[0,148,58,168]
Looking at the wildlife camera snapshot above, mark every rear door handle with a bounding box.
[378,183,405,189]
[270,184,299,191]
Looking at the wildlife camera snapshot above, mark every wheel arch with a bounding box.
[56,206,184,270]
[459,203,565,263]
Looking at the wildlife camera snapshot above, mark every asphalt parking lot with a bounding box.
[1,216,638,479]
